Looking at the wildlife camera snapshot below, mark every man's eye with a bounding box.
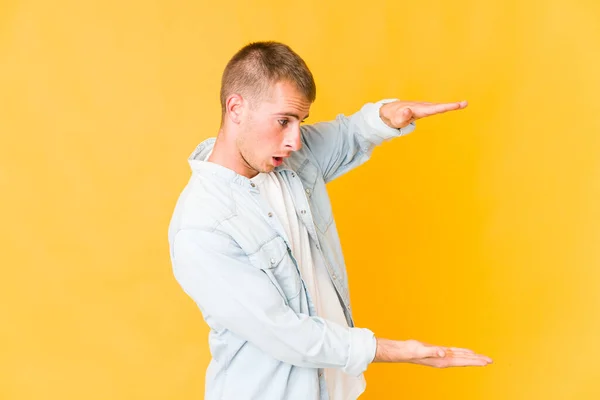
[278,119,289,127]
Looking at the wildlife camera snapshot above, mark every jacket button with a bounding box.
[268,212,273,217]
[270,258,276,265]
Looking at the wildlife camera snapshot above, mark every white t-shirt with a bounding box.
[251,171,366,400]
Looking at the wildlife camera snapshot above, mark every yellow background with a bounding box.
[1,0,599,399]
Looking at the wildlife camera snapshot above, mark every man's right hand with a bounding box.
[373,338,493,368]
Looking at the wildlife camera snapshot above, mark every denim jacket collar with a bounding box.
[188,137,295,188]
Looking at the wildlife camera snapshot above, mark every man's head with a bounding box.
[216,41,316,178]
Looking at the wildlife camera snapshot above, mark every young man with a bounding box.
[168,41,492,400]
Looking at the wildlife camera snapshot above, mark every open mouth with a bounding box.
[272,156,284,166]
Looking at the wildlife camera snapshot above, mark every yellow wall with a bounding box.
[1,0,599,399]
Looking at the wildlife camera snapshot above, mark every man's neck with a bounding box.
[207,133,258,179]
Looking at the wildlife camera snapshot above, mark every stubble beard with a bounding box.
[239,147,270,176]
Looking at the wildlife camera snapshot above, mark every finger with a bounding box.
[432,348,493,365]
[430,355,493,368]
[420,355,492,368]
[450,348,493,363]
[445,353,494,364]
[449,347,475,354]
[444,348,476,357]
[446,356,492,367]
[443,360,489,368]
[424,347,472,356]
[420,343,489,361]
[393,107,414,127]
[427,102,466,114]
[424,346,446,358]
[421,345,473,358]
[414,101,468,117]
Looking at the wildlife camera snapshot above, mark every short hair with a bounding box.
[219,41,316,116]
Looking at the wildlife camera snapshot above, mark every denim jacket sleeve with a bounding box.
[172,228,377,376]
[300,99,416,183]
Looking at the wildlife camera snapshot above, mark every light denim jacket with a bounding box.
[168,99,415,400]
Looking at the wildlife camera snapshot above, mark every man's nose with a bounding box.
[284,126,302,152]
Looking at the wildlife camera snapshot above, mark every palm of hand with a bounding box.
[404,339,492,368]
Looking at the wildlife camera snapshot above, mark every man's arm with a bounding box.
[172,228,492,371]
[300,99,468,183]
[171,228,376,376]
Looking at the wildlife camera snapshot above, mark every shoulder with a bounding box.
[169,172,238,233]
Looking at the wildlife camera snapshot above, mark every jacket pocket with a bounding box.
[248,236,302,302]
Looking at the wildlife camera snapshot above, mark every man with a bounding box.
[168,41,492,400]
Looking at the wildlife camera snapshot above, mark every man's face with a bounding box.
[236,80,311,177]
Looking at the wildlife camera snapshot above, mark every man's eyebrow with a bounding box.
[275,112,310,121]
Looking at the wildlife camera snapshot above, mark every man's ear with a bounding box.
[225,94,244,124]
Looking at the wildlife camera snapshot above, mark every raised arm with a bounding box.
[300,99,468,183]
